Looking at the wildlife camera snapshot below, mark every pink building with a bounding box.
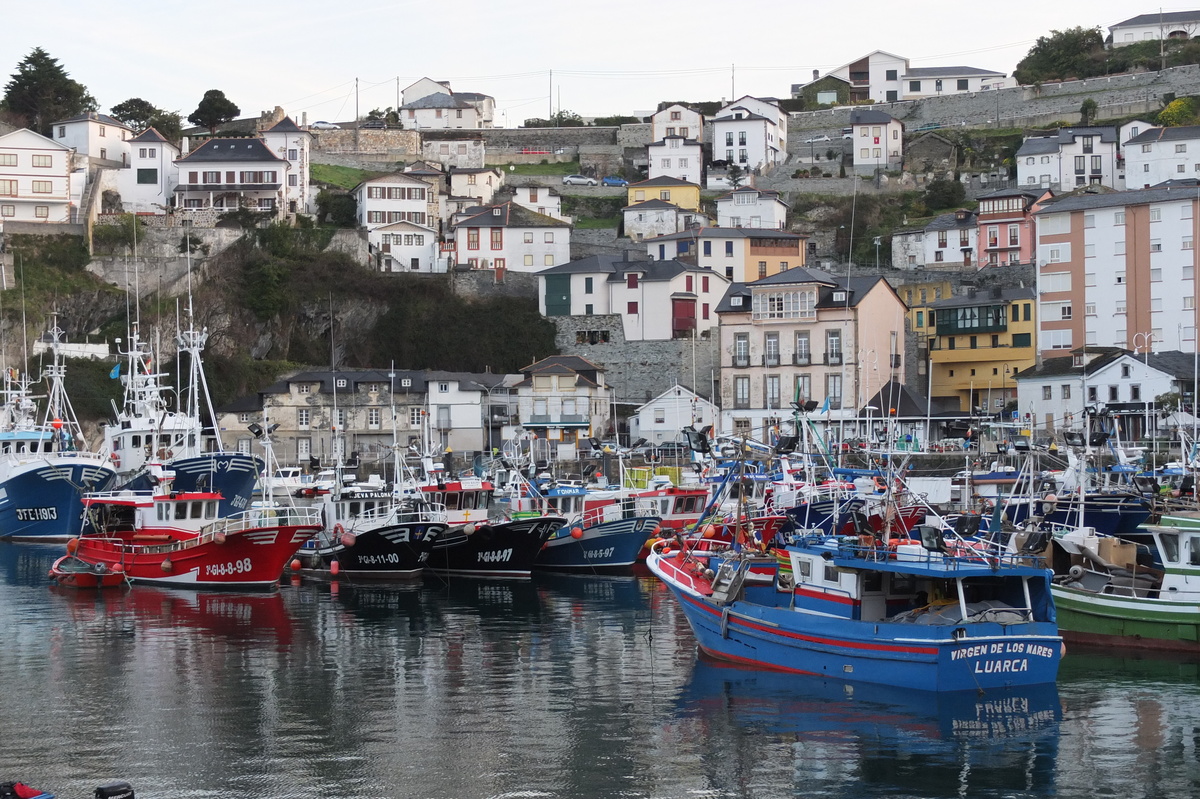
[976,188,1053,266]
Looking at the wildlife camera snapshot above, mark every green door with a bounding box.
[545,274,571,316]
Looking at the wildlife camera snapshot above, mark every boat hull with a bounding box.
[72,524,318,590]
[297,521,445,579]
[428,516,564,578]
[535,516,660,570]
[0,459,117,541]
[649,550,1062,691]
[119,453,262,518]
[1051,584,1200,653]
[49,554,128,588]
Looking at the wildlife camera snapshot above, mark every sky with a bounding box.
[0,2,1186,126]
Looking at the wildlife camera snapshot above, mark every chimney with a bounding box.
[180,136,190,156]
[813,69,820,81]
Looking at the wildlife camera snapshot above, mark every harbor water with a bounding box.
[2,542,1199,799]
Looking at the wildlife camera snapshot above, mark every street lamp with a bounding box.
[1133,331,1155,452]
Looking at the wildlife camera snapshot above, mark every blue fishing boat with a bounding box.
[535,508,661,571]
[0,318,116,541]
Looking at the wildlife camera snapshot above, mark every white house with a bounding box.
[511,186,569,222]
[630,385,718,445]
[52,111,132,166]
[448,167,503,205]
[1016,127,1121,190]
[711,96,787,171]
[647,136,703,184]
[261,116,313,215]
[0,128,76,223]
[174,138,289,217]
[890,209,978,268]
[715,186,789,230]
[452,202,571,271]
[1014,346,1196,441]
[353,172,434,231]
[402,78,495,128]
[513,355,613,455]
[538,255,729,341]
[650,104,705,143]
[421,138,486,169]
[819,50,909,103]
[1123,125,1200,188]
[400,93,480,130]
[116,127,179,214]
[1110,12,1200,46]
[368,220,441,273]
[645,227,808,283]
[849,108,903,174]
[622,200,707,242]
[901,66,1007,98]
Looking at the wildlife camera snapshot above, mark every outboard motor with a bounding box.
[95,782,135,799]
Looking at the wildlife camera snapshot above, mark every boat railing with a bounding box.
[354,500,449,526]
[795,533,1038,571]
[206,506,323,534]
[572,502,659,529]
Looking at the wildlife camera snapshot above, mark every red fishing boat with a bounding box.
[67,483,322,590]
[49,554,129,589]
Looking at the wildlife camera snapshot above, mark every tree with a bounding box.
[110,98,159,130]
[1158,97,1198,127]
[522,109,584,128]
[1,47,96,135]
[923,178,966,211]
[1013,27,1105,85]
[1079,98,1098,125]
[727,163,745,188]
[188,89,240,133]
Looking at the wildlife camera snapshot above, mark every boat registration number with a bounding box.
[16,507,58,521]
[583,548,615,560]
[357,553,400,565]
[477,548,513,563]
[206,558,253,576]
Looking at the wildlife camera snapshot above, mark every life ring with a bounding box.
[110,452,121,468]
[873,476,888,493]
[156,448,174,460]
[333,523,346,538]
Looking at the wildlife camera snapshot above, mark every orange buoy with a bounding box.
[570,527,584,539]
[341,532,356,547]
[214,532,227,545]
[111,563,124,573]
[66,538,79,554]
[330,560,340,576]
[290,559,302,572]
[161,558,173,572]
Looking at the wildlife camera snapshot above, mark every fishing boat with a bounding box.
[535,503,661,571]
[0,317,117,541]
[648,442,1062,691]
[103,317,260,518]
[1038,522,1200,653]
[68,472,321,590]
[427,515,566,578]
[48,554,128,589]
[296,490,447,579]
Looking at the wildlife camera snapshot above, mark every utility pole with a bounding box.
[549,69,553,125]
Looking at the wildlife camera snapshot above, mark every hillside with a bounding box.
[2,227,559,421]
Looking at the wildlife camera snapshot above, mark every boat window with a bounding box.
[17,443,25,453]
[175,502,187,520]
[445,492,460,510]
[1159,533,1180,563]
[349,502,361,517]
[890,574,917,595]
[1189,537,1200,566]
[334,506,343,521]
[797,559,812,579]
[188,434,196,447]
[205,502,216,519]
[191,501,203,518]
[132,436,141,447]
[823,564,838,583]
[157,503,168,521]
[113,440,122,451]
[363,501,375,515]
[863,572,883,592]
[0,443,7,454]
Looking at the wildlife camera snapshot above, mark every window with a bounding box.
[1177,143,1188,153]
[467,229,479,250]
[725,241,734,257]
[886,69,898,80]
[757,261,767,278]
[1131,385,1141,401]
[627,301,638,314]
[1151,268,1163,282]
[627,273,639,289]
[490,229,503,250]
[734,376,750,409]
[34,205,48,218]
[957,78,969,90]
[1061,385,1071,400]
[1151,208,1162,222]
[909,80,921,92]
[544,254,554,266]
[297,409,310,428]
[0,205,13,217]
[31,180,52,194]
[31,155,51,168]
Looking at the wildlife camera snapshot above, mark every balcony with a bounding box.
[891,354,902,368]
[763,354,780,367]
[824,352,843,366]
[793,353,811,366]
[732,356,750,368]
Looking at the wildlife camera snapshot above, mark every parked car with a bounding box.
[841,128,854,139]
[601,176,628,187]
[310,121,340,130]
[562,175,597,186]
[804,134,831,143]
[359,120,387,129]
[653,441,692,458]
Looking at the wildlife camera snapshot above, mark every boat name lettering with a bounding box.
[974,658,1029,674]
[206,557,253,576]
[583,548,615,559]
[357,553,400,565]
[951,642,1056,661]
[230,495,249,509]
[477,548,513,563]
[15,507,58,521]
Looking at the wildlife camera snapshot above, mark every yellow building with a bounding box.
[627,176,701,212]
[645,227,807,284]
[894,278,954,385]
[928,287,1038,413]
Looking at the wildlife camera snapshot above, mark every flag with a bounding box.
[109,363,120,379]
[819,396,831,414]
